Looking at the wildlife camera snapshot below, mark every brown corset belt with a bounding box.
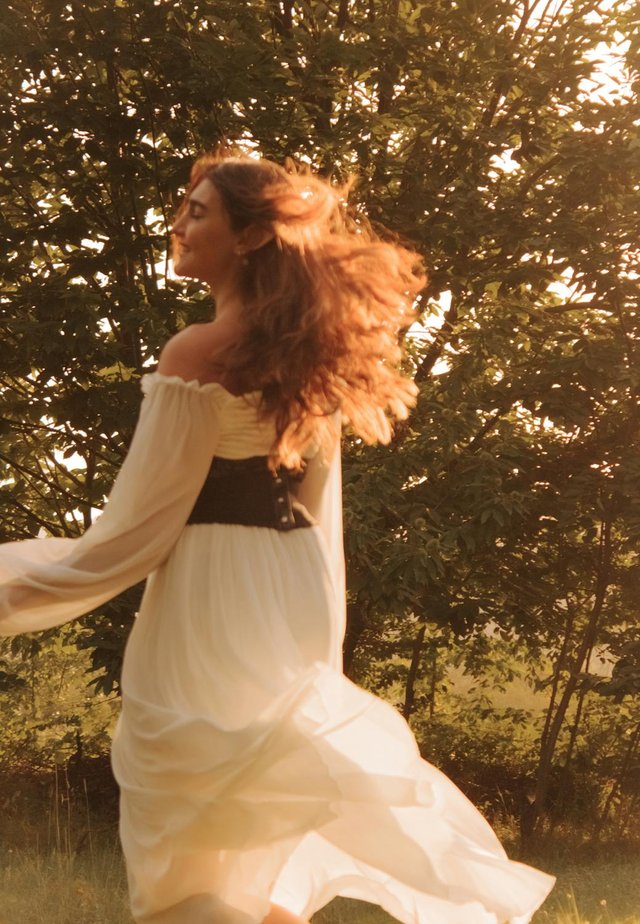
[186,455,315,531]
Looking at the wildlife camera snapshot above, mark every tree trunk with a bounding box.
[521,517,612,848]
[402,623,426,719]
[343,600,367,677]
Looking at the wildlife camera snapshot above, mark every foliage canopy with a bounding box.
[2,0,640,841]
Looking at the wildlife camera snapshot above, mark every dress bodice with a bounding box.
[141,373,283,460]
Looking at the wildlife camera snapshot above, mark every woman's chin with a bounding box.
[173,266,215,289]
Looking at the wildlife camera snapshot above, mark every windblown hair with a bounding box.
[173,147,426,470]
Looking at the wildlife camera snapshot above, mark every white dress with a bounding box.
[0,373,554,924]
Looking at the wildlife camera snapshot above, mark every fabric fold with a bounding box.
[113,662,553,924]
[0,373,555,924]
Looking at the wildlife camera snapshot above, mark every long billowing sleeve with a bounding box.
[0,375,222,636]
[297,413,346,627]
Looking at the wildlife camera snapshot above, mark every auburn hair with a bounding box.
[172,146,426,470]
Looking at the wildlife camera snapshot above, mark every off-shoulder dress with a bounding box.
[0,373,554,924]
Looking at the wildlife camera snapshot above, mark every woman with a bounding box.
[0,150,554,924]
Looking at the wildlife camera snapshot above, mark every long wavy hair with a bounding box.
[172,147,426,470]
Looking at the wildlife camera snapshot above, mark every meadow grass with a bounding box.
[0,842,130,924]
[1,837,639,924]
[1,785,639,924]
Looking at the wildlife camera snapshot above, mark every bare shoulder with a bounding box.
[157,323,223,382]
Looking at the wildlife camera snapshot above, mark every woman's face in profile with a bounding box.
[171,178,242,288]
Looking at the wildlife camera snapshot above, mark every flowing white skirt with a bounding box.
[111,523,554,924]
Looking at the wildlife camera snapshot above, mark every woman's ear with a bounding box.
[238,224,275,255]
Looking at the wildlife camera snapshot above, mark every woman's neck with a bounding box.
[210,276,244,323]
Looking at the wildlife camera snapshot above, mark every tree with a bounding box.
[2,0,640,841]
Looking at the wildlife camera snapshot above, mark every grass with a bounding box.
[0,843,130,924]
[530,848,640,924]
[1,838,639,924]
[1,769,639,924]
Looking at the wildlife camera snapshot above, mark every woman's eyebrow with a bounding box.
[187,196,207,208]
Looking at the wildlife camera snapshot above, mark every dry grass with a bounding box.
[0,842,130,924]
[1,843,640,924]
[1,784,639,924]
